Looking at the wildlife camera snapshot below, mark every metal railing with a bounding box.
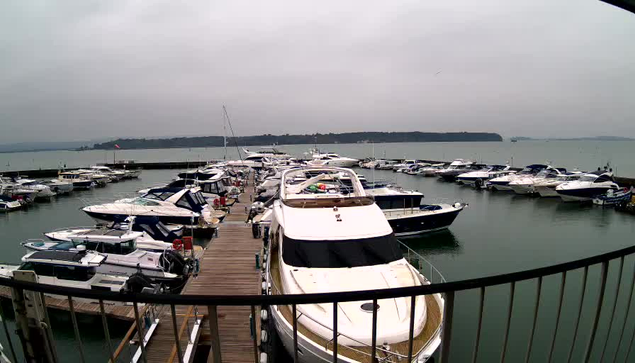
[1,243,635,362]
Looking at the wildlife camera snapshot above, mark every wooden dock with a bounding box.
[139,183,263,363]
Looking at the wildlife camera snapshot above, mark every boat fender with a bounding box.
[260,310,268,321]
[261,330,268,343]
[261,281,267,294]
[172,239,183,251]
[259,352,268,363]
[194,259,200,276]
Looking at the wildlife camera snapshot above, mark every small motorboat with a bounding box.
[487,164,548,191]
[508,166,567,195]
[43,179,74,195]
[0,249,163,297]
[58,171,95,190]
[534,172,583,197]
[0,195,22,212]
[456,164,514,188]
[593,188,633,206]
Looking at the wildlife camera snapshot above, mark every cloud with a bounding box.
[0,0,634,143]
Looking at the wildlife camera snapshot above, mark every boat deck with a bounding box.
[140,183,263,363]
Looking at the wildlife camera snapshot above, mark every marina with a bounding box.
[0,143,635,362]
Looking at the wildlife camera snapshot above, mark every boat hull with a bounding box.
[385,205,463,237]
[535,185,559,197]
[84,210,197,226]
[557,187,615,202]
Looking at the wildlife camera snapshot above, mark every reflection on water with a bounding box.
[398,230,462,256]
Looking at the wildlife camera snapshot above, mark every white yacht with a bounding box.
[77,169,111,187]
[21,237,189,284]
[308,153,359,168]
[43,179,74,195]
[58,171,95,190]
[42,216,182,252]
[0,249,160,296]
[392,159,417,172]
[556,171,620,202]
[265,167,444,362]
[12,178,56,200]
[456,165,514,188]
[534,172,583,197]
[83,188,218,228]
[508,166,567,195]
[0,195,22,212]
[419,163,446,177]
[365,183,465,236]
[90,165,126,182]
[434,159,477,182]
[244,147,290,160]
[487,164,548,191]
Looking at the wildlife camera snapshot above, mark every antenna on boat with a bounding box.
[223,105,244,164]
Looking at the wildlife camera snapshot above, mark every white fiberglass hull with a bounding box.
[509,184,534,195]
[270,294,443,363]
[535,185,560,197]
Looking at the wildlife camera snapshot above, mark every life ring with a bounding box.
[172,239,183,250]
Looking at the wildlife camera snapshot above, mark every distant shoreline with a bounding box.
[91,131,503,150]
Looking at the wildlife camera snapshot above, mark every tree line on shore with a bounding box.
[92,131,502,150]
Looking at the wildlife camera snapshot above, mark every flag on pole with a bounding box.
[114,144,120,149]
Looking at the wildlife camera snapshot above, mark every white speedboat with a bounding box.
[83,188,218,227]
[0,249,160,295]
[435,160,479,182]
[90,165,126,182]
[0,195,22,212]
[12,178,56,200]
[44,179,74,195]
[77,169,111,187]
[419,163,446,177]
[487,164,548,191]
[58,171,95,190]
[265,167,444,363]
[21,237,189,284]
[308,153,359,168]
[42,216,182,251]
[534,172,583,197]
[456,165,514,188]
[556,171,620,202]
[508,166,567,195]
[392,159,418,172]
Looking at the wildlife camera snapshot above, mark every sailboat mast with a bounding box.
[223,110,228,160]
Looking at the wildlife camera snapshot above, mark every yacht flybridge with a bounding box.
[265,167,444,363]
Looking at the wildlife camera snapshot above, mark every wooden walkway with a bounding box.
[140,183,262,363]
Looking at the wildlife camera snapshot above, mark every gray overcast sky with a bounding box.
[1,0,634,144]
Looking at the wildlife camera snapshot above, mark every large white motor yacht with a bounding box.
[308,152,359,168]
[556,171,620,202]
[534,172,583,197]
[265,167,444,362]
[83,188,217,227]
[456,165,514,188]
[508,166,567,195]
[487,164,548,191]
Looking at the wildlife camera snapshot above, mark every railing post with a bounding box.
[612,262,635,363]
[472,287,485,363]
[566,266,589,363]
[548,271,567,363]
[250,305,259,363]
[582,261,609,362]
[68,296,86,363]
[99,299,115,363]
[170,305,184,363]
[439,291,455,363]
[500,282,516,363]
[132,302,147,363]
[525,277,542,363]
[332,302,338,363]
[600,257,624,361]
[407,295,417,362]
[371,299,378,362]
[208,305,222,363]
[0,298,18,363]
[292,304,299,362]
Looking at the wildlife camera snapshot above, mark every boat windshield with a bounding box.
[130,198,162,206]
[580,175,598,182]
[282,234,402,268]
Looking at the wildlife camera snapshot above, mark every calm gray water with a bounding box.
[0,163,634,360]
[2,140,635,177]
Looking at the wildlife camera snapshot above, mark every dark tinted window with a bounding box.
[282,234,403,268]
[55,266,95,281]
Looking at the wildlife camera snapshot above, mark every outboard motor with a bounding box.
[160,250,192,276]
[125,273,155,293]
